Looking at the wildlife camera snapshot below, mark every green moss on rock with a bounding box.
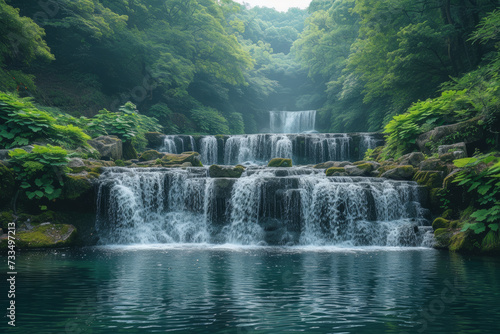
[140,150,163,161]
[13,223,77,249]
[162,152,203,167]
[413,171,444,188]
[122,141,138,160]
[357,163,374,173]
[326,167,346,176]
[62,173,96,200]
[209,165,245,178]
[449,231,475,252]
[432,217,450,230]
[268,158,292,167]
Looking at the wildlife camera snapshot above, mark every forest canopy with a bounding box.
[0,0,499,136]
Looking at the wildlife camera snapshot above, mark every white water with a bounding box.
[96,167,432,247]
[270,110,316,133]
[200,136,218,165]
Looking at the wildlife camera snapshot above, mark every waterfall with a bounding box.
[161,136,177,153]
[96,167,431,247]
[270,110,316,133]
[200,136,218,165]
[159,135,196,154]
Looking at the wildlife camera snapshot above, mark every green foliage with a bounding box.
[452,154,500,234]
[0,92,90,149]
[189,106,230,135]
[8,145,69,200]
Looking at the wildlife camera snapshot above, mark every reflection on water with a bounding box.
[1,246,499,334]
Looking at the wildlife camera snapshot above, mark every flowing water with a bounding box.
[270,110,317,133]
[95,167,432,247]
[2,247,499,334]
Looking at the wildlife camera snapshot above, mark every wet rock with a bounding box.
[139,150,164,161]
[381,165,415,180]
[145,132,166,149]
[161,152,202,167]
[438,142,467,156]
[314,161,336,169]
[399,152,425,167]
[413,171,445,188]
[419,159,448,172]
[344,165,366,176]
[209,165,245,178]
[88,136,123,161]
[326,167,345,176]
[268,158,292,167]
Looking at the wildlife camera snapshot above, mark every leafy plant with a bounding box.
[453,154,500,234]
[8,145,70,200]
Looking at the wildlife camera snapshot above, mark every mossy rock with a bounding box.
[2,223,77,249]
[481,231,500,253]
[353,161,366,166]
[0,161,15,207]
[357,163,374,173]
[377,165,397,175]
[209,165,245,178]
[326,167,346,176]
[434,229,454,249]
[314,161,336,169]
[432,217,450,230]
[268,158,292,167]
[122,141,138,160]
[62,173,97,200]
[381,165,415,180]
[162,152,203,167]
[449,231,475,252]
[419,158,448,172]
[139,150,164,161]
[144,132,165,149]
[413,171,445,188]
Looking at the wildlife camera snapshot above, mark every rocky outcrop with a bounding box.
[145,132,166,149]
[438,142,467,156]
[417,117,485,154]
[209,165,245,178]
[268,158,292,167]
[326,167,346,176]
[161,152,203,167]
[0,223,77,249]
[88,136,123,161]
[398,152,425,167]
[381,165,415,180]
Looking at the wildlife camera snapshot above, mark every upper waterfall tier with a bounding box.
[270,110,316,133]
[96,167,433,247]
[158,133,384,166]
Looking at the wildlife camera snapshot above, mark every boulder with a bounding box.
[413,171,445,188]
[344,165,366,176]
[417,117,485,154]
[326,167,345,176]
[314,161,336,169]
[439,151,467,163]
[419,159,448,172]
[432,217,451,230]
[335,161,352,167]
[381,165,415,180]
[68,158,85,169]
[161,152,202,167]
[438,142,467,156]
[122,141,138,160]
[209,165,245,178]
[399,152,425,167]
[268,158,292,167]
[139,150,165,161]
[145,132,166,149]
[2,223,78,249]
[88,136,123,161]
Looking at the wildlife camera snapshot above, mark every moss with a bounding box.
[268,158,292,167]
[481,231,500,253]
[215,134,225,140]
[357,163,374,173]
[162,152,203,167]
[432,217,450,230]
[122,141,138,160]
[413,171,444,188]
[62,174,96,200]
[353,161,366,166]
[326,167,346,176]
[377,165,397,175]
[434,228,450,237]
[449,231,475,252]
[13,223,77,249]
[209,165,245,178]
[434,229,454,249]
[441,209,453,219]
[0,162,15,207]
[115,159,125,167]
[140,150,163,161]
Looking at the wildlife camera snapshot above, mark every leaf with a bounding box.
[454,158,477,168]
[35,178,44,187]
[489,224,499,232]
[35,190,44,198]
[471,209,490,222]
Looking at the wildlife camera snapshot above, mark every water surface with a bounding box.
[1,246,499,333]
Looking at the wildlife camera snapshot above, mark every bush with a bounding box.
[189,106,230,135]
[9,145,70,200]
[0,93,90,149]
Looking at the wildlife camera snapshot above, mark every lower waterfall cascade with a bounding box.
[96,167,434,247]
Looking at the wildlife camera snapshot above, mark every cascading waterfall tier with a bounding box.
[96,167,433,247]
[158,133,383,166]
[270,110,316,133]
